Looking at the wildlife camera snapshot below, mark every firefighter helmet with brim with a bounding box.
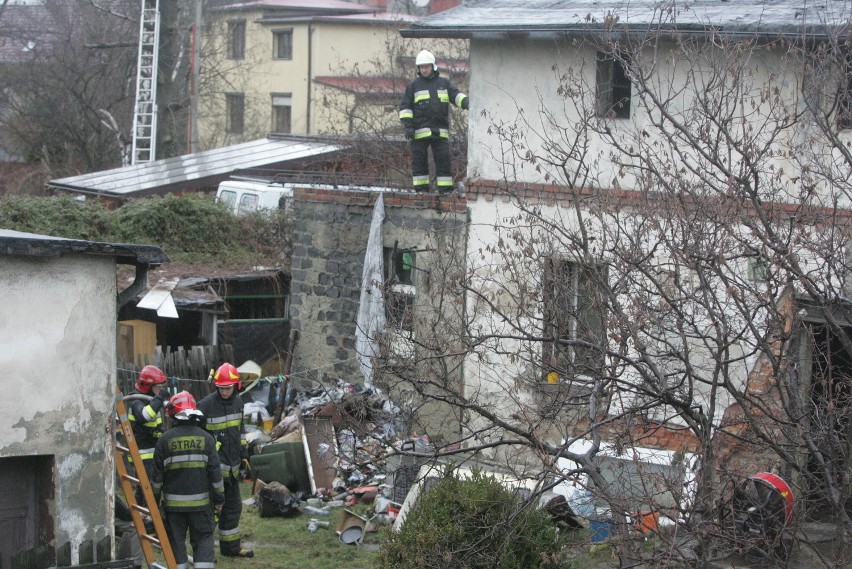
[135,365,167,393]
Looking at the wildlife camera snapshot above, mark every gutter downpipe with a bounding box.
[306,21,313,134]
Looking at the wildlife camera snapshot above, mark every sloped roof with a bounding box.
[258,10,415,24]
[215,0,374,14]
[314,76,407,95]
[401,0,852,39]
[47,137,344,198]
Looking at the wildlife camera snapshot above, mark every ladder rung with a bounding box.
[120,473,140,484]
[141,533,161,546]
[117,443,130,453]
[131,503,151,515]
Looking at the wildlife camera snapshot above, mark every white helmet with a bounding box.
[415,49,437,71]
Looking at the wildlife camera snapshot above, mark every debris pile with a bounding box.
[238,374,429,542]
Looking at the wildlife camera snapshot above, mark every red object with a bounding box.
[752,472,794,524]
[135,365,166,393]
[213,362,241,389]
[168,390,197,417]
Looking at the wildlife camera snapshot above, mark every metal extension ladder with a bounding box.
[115,395,176,569]
[131,0,160,164]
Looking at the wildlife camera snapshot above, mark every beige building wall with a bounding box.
[200,8,411,147]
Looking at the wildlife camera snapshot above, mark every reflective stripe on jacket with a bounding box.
[198,391,245,479]
[399,70,467,136]
[151,424,225,512]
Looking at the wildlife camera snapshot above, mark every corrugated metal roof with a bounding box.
[47,137,344,198]
[402,0,851,39]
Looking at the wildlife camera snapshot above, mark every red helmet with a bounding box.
[213,362,241,389]
[135,365,167,393]
[168,391,203,420]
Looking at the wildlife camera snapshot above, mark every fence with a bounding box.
[117,344,236,402]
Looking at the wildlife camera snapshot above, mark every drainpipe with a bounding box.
[306,22,313,134]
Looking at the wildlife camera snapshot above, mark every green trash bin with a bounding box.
[250,441,311,494]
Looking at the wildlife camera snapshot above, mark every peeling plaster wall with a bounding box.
[0,254,116,564]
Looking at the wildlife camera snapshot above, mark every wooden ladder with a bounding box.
[115,394,176,569]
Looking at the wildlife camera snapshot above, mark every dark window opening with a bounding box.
[838,51,852,129]
[272,93,292,133]
[228,19,246,60]
[542,259,605,385]
[273,29,293,60]
[384,246,416,331]
[803,322,852,519]
[226,93,245,134]
[596,51,632,119]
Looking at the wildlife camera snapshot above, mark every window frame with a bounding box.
[227,19,246,60]
[271,92,292,133]
[225,92,245,135]
[595,51,632,119]
[541,258,606,384]
[272,28,293,60]
[384,247,417,332]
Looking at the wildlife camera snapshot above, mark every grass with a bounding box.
[213,481,382,569]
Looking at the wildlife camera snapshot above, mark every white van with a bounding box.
[215,179,293,216]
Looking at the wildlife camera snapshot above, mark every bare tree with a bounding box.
[361,8,852,569]
[0,0,139,180]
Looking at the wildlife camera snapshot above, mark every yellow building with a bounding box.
[200,1,417,148]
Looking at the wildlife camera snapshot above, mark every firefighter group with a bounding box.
[127,362,255,568]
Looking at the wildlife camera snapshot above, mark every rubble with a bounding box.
[237,374,420,529]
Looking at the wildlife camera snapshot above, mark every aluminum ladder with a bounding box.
[131,0,160,164]
[115,394,176,569]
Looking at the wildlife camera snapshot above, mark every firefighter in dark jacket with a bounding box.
[399,49,469,193]
[151,391,225,569]
[198,363,254,558]
[128,365,171,505]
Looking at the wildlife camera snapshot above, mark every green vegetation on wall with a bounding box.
[0,194,292,268]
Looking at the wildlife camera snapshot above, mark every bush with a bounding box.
[0,195,113,241]
[0,194,292,269]
[378,468,567,569]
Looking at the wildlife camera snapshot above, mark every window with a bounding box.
[596,52,632,119]
[272,93,292,133]
[542,259,605,383]
[228,19,246,60]
[226,93,245,134]
[273,29,293,60]
[218,189,237,210]
[238,192,259,215]
[384,247,416,331]
[838,51,852,129]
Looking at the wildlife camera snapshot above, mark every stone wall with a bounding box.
[290,188,468,399]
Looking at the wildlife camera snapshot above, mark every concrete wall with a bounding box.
[0,253,118,564]
[290,188,468,439]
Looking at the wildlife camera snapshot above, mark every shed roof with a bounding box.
[46,136,344,198]
[0,229,168,266]
[401,0,851,39]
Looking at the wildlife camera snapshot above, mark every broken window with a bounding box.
[228,19,246,60]
[596,51,632,119]
[384,247,416,331]
[542,259,606,385]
